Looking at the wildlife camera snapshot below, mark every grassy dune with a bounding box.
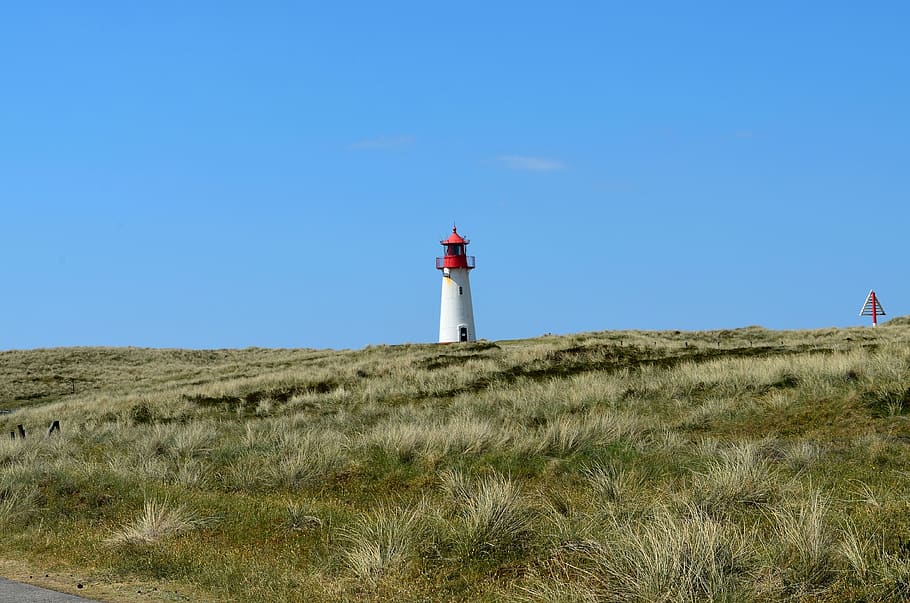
[2,323,910,601]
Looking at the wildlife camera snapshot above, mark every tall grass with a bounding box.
[582,461,645,507]
[441,470,534,559]
[534,504,755,602]
[0,477,36,528]
[769,490,838,594]
[691,443,778,516]
[1,325,909,601]
[339,502,425,586]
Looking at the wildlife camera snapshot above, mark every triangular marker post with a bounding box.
[859,290,886,327]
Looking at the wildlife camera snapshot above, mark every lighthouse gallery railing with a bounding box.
[436,256,475,269]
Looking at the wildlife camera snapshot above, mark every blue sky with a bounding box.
[2,2,908,350]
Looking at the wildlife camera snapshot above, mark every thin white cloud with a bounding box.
[348,136,415,150]
[497,155,564,171]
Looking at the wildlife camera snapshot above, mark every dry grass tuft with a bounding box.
[441,470,534,559]
[582,461,645,507]
[770,490,838,594]
[107,497,209,545]
[339,502,425,585]
[539,504,755,602]
[692,443,778,516]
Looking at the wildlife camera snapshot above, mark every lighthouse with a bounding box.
[436,226,476,343]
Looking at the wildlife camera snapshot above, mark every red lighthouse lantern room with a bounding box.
[436,227,476,270]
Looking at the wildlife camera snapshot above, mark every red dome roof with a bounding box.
[441,226,469,245]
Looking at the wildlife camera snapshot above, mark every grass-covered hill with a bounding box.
[2,323,910,602]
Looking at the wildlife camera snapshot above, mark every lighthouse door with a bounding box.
[459,326,468,342]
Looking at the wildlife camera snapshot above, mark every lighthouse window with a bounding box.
[459,286,463,295]
[448,244,462,256]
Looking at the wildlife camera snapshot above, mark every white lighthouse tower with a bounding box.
[436,226,476,343]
